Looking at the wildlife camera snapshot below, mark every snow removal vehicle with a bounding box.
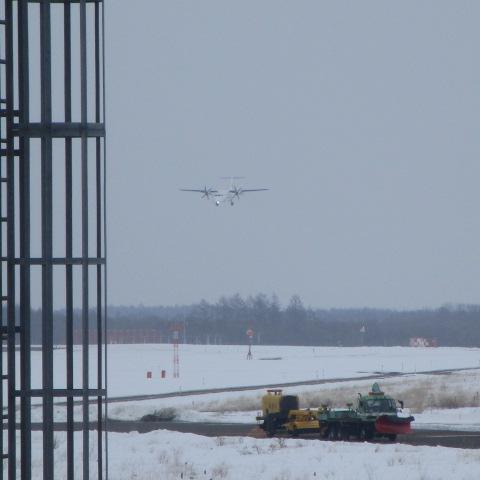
[256,383,414,441]
[356,382,414,439]
[318,383,414,441]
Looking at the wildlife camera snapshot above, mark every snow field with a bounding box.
[24,352,480,432]
[13,429,480,480]
[6,345,480,478]
[26,369,480,422]
[7,344,479,402]
[105,344,480,398]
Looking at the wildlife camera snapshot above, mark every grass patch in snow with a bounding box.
[198,372,480,414]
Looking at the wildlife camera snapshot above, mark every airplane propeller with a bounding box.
[201,186,214,199]
[230,185,242,199]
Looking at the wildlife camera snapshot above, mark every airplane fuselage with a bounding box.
[213,190,236,206]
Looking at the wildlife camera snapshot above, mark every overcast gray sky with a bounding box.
[106,1,480,309]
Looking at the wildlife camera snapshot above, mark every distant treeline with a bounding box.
[20,294,480,347]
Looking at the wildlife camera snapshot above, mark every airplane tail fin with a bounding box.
[220,176,245,187]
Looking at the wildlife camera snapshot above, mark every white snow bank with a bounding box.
[414,407,480,432]
[19,429,480,480]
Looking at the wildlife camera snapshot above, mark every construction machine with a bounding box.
[318,383,414,441]
[256,383,414,441]
[256,389,304,436]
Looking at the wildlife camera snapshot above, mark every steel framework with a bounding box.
[172,330,180,378]
[0,1,107,479]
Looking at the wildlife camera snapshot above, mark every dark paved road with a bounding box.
[137,421,480,449]
[23,420,480,449]
[112,420,480,449]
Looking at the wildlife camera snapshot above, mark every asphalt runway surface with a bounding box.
[21,420,480,449]
[107,420,480,449]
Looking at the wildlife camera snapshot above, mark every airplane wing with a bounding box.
[229,188,269,193]
[180,189,218,193]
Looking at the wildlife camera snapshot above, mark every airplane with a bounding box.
[180,177,269,206]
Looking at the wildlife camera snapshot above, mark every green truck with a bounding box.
[318,383,414,441]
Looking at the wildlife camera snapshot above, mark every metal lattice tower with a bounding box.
[173,330,180,378]
[0,1,107,479]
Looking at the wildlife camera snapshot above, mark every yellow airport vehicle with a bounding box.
[284,409,320,436]
[256,389,299,436]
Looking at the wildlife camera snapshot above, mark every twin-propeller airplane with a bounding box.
[180,177,268,207]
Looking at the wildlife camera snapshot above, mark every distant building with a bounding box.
[409,337,438,347]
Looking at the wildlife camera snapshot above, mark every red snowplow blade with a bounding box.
[375,415,414,435]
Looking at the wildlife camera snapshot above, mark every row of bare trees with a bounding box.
[18,296,480,346]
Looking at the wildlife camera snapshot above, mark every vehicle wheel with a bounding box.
[365,426,374,441]
[265,420,275,437]
[291,426,299,437]
[327,425,338,441]
[388,434,397,441]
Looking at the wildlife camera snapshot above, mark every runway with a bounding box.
[21,419,480,449]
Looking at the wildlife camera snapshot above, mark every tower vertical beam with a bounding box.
[79,1,90,479]
[18,1,31,478]
[0,0,4,470]
[39,1,54,477]
[94,2,104,476]
[64,2,74,479]
[101,3,109,477]
[4,1,16,478]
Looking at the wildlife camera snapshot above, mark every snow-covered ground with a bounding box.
[18,345,480,431]
[106,344,480,397]
[19,345,480,434]
[8,344,479,401]
[15,429,480,480]
[5,345,480,478]
[105,365,480,432]
[414,408,480,432]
